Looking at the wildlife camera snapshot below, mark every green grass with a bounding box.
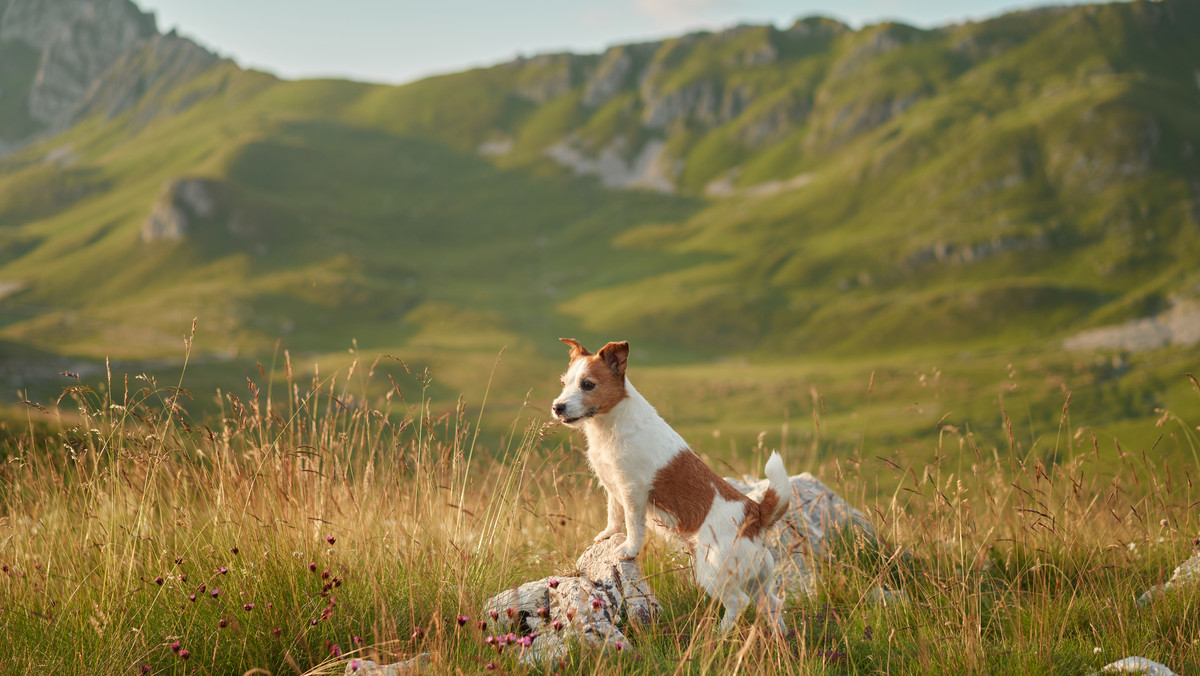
[1,351,1198,674]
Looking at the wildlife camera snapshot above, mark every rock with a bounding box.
[72,31,222,125]
[581,46,634,108]
[141,177,232,243]
[1065,300,1200,354]
[513,53,578,104]
[865,586,908,606]
[544,136,676,193]
[725,472,876,597]
[344,653,430,675]
[1136,549,1200,607]
[480,533,659,665]
[1094,656,1179,676]
[1,0,156,128]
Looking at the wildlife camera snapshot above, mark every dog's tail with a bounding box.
[757,451,792,528]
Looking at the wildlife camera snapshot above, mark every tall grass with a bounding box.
[1,345,1198,674]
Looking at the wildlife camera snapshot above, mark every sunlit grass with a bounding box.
[1,341,1198,674]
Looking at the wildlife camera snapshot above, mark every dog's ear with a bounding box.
[597,341,629,377]
[559,338,592,361]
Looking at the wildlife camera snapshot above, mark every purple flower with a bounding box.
[153,576,163,585]
[537,606,549,618]
[231,546,239,555]
[188,594,196,602]
[311,619,318,626]
[141,665,150,673]
[218,618,229,628]
[352,635,362,644]
[244,603,255,612]
[218,566,228,575]
[411,628,424,640]
[488,609,498,620]
[517,635,534,648]
[477,620,487,630]
[330,644,342,658]
[551,619,563,632]
[615,640,624,651]
[170,640,181,653]
[210,588,220,598]
[548,579,560,589]
[326,535,336,545]
[178,573,187,582]
[308,562,317,573]
[178,650,190,660]
[272,627,282,637]
[457,614,469,626]
[349,660,361,672]
[485,662,496,671]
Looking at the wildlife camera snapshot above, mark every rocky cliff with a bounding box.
[0,0,220,153]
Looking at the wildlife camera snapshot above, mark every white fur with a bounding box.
[553,370,790,633]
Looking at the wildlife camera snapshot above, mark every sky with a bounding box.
[136,0,1101,86]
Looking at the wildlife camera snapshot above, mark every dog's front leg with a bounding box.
[618,493,647,560]
[593,491,625,543]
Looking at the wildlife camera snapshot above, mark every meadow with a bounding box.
[2,334,1198,675]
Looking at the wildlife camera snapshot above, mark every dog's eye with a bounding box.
[580,380,595,391]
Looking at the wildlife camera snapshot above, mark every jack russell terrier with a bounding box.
[551,338,791,633]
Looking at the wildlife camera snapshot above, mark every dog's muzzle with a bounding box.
[552,402,594,424]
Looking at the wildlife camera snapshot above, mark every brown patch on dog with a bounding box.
[596,341,628,378]
[651,451,751,534]
[580,355,628,415]
[737,488,781,540]
[650,450,785,540]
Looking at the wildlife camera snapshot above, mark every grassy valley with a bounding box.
[0,0,1198,466]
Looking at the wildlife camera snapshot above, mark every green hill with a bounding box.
[1,0,1199,461]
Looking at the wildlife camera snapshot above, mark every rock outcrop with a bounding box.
[1135,548,1200,607]
[480,534,658,665]
[1065,299,1200,353]
[1,0,154,130]
[1094,656,1179,676]
[0,0,223,153]
[141,177,234,243]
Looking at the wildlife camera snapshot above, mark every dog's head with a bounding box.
[551,338,629,425]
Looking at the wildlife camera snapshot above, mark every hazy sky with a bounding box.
[136,0,1101,86]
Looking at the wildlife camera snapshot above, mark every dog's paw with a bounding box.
[593,530,617,543]
[618,544,640,561]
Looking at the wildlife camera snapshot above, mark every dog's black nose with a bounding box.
[553,402,567,416]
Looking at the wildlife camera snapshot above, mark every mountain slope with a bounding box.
[1,0,1198,452]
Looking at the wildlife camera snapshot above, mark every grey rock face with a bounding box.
[581,47,633,108]
[343,653,430,675]
[1136,549,1200,607]
[480,534,658,665]
[141,178,230,242]
[1094,656,1179,676]
[2,0,156,128]
[74,31,221,124]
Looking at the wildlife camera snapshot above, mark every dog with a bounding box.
[551,338,791,633]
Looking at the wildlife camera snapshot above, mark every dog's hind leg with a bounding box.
[756,588,786,635]
[717,589,751,633]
